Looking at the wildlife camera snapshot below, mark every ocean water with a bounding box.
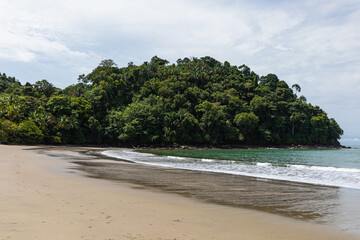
[99,147,360,234]
[102,147,360,190]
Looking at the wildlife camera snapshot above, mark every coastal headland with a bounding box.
[0,145,358,240]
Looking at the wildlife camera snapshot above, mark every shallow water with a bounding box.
[103,148,360,189]
[99,147,360,234]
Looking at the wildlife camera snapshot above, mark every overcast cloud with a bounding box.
[0,0,359,144]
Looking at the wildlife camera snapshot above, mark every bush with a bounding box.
[18,121,44,144]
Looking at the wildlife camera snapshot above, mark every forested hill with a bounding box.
[0,56,343,146]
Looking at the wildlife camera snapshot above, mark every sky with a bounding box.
[0,0,359,145]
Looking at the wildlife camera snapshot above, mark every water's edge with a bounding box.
[102,149,360,190]
[36,147,359,235]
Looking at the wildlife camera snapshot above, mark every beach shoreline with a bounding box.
[21,142,348,150]
[0,145,358,240]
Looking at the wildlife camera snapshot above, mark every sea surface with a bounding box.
[102,147,360,189]
[100,147,360,234]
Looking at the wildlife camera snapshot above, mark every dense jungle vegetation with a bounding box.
[0,56,343,146]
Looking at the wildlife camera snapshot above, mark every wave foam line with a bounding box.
[288,164,360,173]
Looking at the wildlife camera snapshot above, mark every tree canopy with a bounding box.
[0,57,343,146]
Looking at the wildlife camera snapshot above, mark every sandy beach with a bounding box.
[0,145,358,240]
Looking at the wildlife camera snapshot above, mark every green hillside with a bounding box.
[0,56,343,146]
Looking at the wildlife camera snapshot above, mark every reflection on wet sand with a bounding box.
[72,159,340,222]
[36,147,360,234]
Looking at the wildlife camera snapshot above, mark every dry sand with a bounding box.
[0,145,358,240]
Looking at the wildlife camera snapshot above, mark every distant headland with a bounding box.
[0,56,343,147]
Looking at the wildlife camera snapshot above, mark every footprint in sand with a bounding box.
[105,215,112,224]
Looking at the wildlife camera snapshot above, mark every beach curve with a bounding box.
[0,145,358,240]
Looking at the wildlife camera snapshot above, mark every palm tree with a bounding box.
[292,84,301,97]
[34,80,57,98]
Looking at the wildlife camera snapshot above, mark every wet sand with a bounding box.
[74,154,339,220]
[0,145,359,240]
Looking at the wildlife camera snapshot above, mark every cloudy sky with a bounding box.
[1,0,359,145]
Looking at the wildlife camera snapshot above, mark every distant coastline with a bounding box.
[71,142,346,150]
[132,143,348,150]
[2,142,346,150]
[1,57,343,147]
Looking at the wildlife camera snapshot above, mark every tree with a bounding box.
[18,121,44,144]
[0,56,343,146]
[292,84,301,97]
[106,100,164,144]
[195,101,238,143]
[46,96,72,116]
[99,59,117,67]
[151,56,169,66]
[298,95,307,103]
[34,80,57,98]
[259,74,279,90]
[310,114,329,144]
[176,113,202,143]
[0,73,19,92]
[234,112,259,141]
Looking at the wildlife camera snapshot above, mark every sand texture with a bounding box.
[0,145,358,240]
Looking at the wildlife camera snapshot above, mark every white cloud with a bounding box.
[0,0,306,62]
[0,1,89,62]
[0,0,359,137]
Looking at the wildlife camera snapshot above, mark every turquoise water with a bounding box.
[100,147,360,234]
[142,148,360,169]
[102,147,360,189]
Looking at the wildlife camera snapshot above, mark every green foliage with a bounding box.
[18,121,44,144]
[34,80,57,98]
[234,112,259,141]
[176,113,202,143]
[0,57,343,146]
[0,120,18,143]
[0,73,19,92]
[195,101,237,143]
[106,99,164,143]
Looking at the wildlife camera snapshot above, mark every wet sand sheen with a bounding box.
[73,149,360,233]
[1,145,359,240]
[74,159,339,221]
[42,147,360,232]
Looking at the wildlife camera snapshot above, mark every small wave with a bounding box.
[99,150,360,189]
[101,150,120,158]
[256,162,272,167]
[123,150,154,157]
[289,164,360,173]
[167,156,187,160]
[122,150,134,154]
[201,159,215,162]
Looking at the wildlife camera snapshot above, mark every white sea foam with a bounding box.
[289,164,360,173]
[100,149,360,190]
[201,159,215,162]
[167,156,187,160]
[256,162,272,167]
